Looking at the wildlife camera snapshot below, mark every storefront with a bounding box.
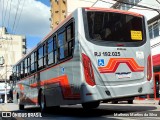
[136,54,160,100]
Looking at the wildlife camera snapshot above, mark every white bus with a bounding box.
[12,7,153,112]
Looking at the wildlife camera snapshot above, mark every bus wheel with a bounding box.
[112,101,118,104]
[128,100,133,104]
[40,91,47,112]
[82,101,100,109]
[19,104,24,110]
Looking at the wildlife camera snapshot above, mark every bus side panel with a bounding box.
[43,13,82,107]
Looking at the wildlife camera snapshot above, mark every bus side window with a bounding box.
[31,52,36,73]
[20,61,24,78]
[67,22,74,56]
[58,28,66,60]
[24,59,27,77]
[27,57,30,75]
[38,45,45,70]
[53,36,57,64]
[47,38,54,65]
[17,64,20,81]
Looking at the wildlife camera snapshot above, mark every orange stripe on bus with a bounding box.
[98,58,144,73]
[18,84,24,90]
[30,75,80,99]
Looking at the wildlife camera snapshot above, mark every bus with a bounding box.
[11,7,153,112]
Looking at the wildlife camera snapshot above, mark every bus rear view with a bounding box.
[80,8,153,105]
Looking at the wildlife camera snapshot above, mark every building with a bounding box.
[50,0,97,29]
[147,15,160,100]
[0,27,26,82]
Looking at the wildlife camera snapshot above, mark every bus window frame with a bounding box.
[12,18,75,80]
[82,9,147,47]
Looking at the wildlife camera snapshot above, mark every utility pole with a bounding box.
[4,64,7,103]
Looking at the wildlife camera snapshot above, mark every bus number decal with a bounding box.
[94,52,120,56]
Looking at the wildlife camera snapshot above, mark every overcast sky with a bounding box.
[0,0,51,51]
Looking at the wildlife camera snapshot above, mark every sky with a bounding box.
[0,0,160,53]
[0,0,51,52]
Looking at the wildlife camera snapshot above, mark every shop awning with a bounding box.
[152,54,160,66]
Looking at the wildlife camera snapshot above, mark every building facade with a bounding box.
[0,27,26,82]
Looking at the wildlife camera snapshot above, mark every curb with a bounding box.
[133,100,160,105]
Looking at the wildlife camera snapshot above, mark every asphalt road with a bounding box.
[0,102,160,120]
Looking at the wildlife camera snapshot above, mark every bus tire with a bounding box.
[128,100,133,104]
[17,94,24,110]
[82,101,100,109]
[40,90,47,113]
[19,104,24,110]
[112,101,118,104]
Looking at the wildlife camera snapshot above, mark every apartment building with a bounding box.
[0,27,26,82]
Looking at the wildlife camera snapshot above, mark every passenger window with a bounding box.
[38,44,46,69]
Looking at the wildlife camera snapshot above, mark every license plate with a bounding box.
[115,72,132,79]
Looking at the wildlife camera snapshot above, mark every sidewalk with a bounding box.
[0,103,18,111]
[134,100,160,105]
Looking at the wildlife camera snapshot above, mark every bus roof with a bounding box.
[84,7,143,17]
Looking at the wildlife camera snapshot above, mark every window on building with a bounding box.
[149,26,153,39]
[153,22,159,38]
[114,0,142,10]
[47,36,57,65]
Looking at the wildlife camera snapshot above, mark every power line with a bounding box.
[11,0,21,34]
[7,0,13,31]
[14,0,26,34]
[156,0,160,5]
[3,0,10,27]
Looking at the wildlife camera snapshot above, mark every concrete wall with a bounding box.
[0,27,26,81]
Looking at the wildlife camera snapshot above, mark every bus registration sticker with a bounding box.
[131,30,142,40]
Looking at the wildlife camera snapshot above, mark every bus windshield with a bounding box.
[86,11,144,42]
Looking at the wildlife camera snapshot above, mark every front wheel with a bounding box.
[19,104,24,110]
[82,101,100,109]
[40,91,47,112]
